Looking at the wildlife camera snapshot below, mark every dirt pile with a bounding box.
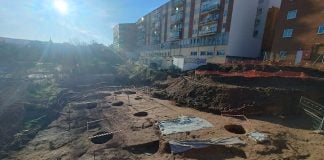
[159,76,324,115]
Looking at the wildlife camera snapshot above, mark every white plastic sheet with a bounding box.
[248,132,269,143]
[158,116,213,135]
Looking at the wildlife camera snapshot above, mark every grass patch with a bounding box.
[26,82,58,100]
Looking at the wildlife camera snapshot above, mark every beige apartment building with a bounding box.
[115,0,282,70]
[113,23,137,52]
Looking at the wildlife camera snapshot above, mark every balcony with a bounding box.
[171,12,184,24]
[200,14,219,25]
[152,22,161,29]
[170,25,183,33]
[173,0,185,7]
[199,24,217,36]
[200,0,220,13]
[152,36,161,44]
[169,31,182,40]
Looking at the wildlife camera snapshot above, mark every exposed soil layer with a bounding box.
[197,63,324,78]
[159,76,324,115]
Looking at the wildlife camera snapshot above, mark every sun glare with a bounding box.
[53,0,68,15]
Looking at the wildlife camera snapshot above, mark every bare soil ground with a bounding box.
[7,87,324,160]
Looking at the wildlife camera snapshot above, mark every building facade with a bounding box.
[262,7,280,53]
[113,23,137,52]
[271,0,324,64]
[113,0,281,70]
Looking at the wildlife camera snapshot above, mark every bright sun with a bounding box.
[53,0,68,15]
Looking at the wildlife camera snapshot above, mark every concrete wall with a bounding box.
[227,0,280,58]
[227,0,260,58]
[173,57,207,71]
[183,0,192,39]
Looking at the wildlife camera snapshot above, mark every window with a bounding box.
[257,8,263,15]
[253,30,259,37]
[318,24,324,34]
[207,51,214,56]
[222,24,226,29]
[287,10,297,20]
[223,11,228,17]
[191,52,197,56]
[279,51,288,60]
[283,29,293,38]
[200,51,206,56]
[217,50,225,56]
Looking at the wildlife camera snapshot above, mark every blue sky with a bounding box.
[0,0,168,45]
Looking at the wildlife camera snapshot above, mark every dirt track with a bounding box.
[7,87,324,160]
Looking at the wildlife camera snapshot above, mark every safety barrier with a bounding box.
[299,96,324,132]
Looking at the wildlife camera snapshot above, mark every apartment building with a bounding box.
[113,23,137,52]
[271,0,324,65]
[133,0,281,70]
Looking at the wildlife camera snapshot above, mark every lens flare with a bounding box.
[53,0,68,15]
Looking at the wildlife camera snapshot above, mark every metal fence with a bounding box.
[299,96,324,131]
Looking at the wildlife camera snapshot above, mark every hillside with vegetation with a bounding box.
[0,38,125,157]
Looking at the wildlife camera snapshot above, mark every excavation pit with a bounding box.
[123,140,160,155]
[112,101,124,106]
[90,131,113,144]
[86,103,97,109]
[224,124,246,134]
[114,91,122,95]
[134,97,143,100]
[124,90,136,95]
[134,112,148,117]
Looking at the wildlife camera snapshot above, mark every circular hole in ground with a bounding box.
[134,97,143,100]
[114,91,122,95]
[90,131,113,144]
[124,90,136,95]
[112,101,124,106]
[86,103,97,109]
[224,124,246,134]
[134,112,148,117]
